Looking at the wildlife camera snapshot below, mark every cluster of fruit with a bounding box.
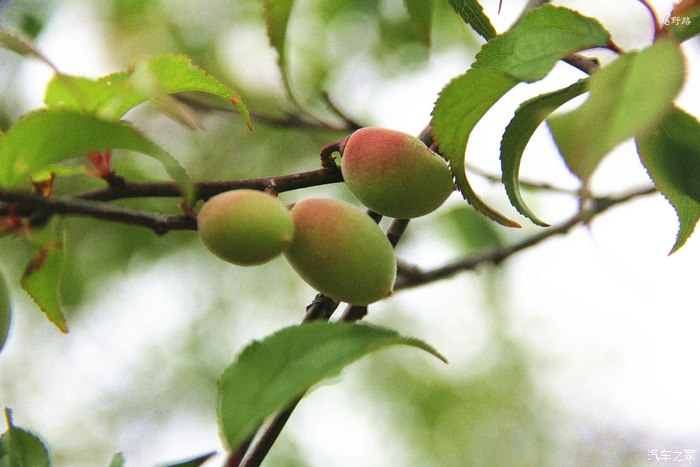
[197,128,454,305]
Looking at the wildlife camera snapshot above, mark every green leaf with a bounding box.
[636,107,700,253]
[218,322,446,451]
[549,40,685,182]
[260,0,295,98]
[108,452,126,467]
[433,5,611,227]
[0,408,50,467]
[473,5,610,82]
[500,79,588,226]
[157,451,216,467]
[45,55,251,129]
[21,219,68,333]
[442,205,505,251]
[0,109,193,202]
[447,0,497,40]
[660,2,700,42]
[404,0,434,47]
[0,270,11,354]
[0,28,57,70]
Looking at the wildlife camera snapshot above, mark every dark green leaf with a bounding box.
[157,451,216,467]
[21,219,68,333]
[218,322,446,451]
[0,408,50,467]
[0,28,57,70]
[447,0,497,40]
[261,0,295,98]
[45,55,251,129]
[500,79,588,226]
[0,109,193,202]
[404,0,434,47]
[473,5,610,82]
[636,107,700,253]
[433,5,611,227]
[550,40,685,181]
[108,452,125,467]
[0,270,11,353]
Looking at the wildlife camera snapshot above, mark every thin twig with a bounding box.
[394,186,657,289]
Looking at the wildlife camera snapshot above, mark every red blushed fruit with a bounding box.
[198,189,294,266]
[340,127,454,218]
[284,198,396,305]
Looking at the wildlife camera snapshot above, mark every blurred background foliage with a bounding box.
[0,0,681,465]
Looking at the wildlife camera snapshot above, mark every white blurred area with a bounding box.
[0,0,698,466]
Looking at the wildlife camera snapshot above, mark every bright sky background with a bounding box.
[1,0,698,465]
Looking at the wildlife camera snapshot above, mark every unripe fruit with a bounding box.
[0,271,11,353]
[284,198,396,305]
[340,127,454,218]
[198,189,294,266]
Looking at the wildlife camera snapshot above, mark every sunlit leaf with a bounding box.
[549,40,684,182]
[0,28,57,70]
[432,5,611,227]
[659,0,700,42]
[108,452,126,467]
[157,451,217,467]
[45,55,251,129]
[447,0,497,40]
[404,0,434,47]
[260,0,295,98]
[636,107,700,253]
[21,219,67,333]
[0,408,50,467]
[0,270,11,354]
[500,79,588,226]
[0,109,193,202]
[218,322,446,451]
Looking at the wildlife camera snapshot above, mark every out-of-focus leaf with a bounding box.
[404,0,434,47]
[260,0,295,97]
[0,270,11,353]
[549,40,684,182]
[659,0,700,41]
[447,0,497,40]
[21,219,68,333]
[157,451,217,467]
[442,205,505,251]
[0,28,57,70]
[108,452,125,467]
[473,5,610,82]
[433,5,611,227]
[636,107,700,253]
[0,408,50,467]
[218,322,446,451]
[45,55,251,129]
[0,109,193,202]
[500,79,588,226]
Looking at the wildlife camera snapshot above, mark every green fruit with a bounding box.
[284,198,396,305]
[340,127,454,218]
[0,270,11,353]
[198,189,294,266]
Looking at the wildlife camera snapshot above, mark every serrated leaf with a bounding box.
[473,5,610,82]
[45,55,251,129]
[500,79,588,226]
[0,109,193,202]
[108,452,126,467]
[0,408,50,467]
[404,0,434,47]
[0,28,57,70]
[636,107,700,253]
[0,270,11,354]
[261,0,295,98]
[157,451,216,467]
[433,5,611,227]
[447,0,497,40]
[549,40,685,182]
[21,219,67,333]
[218,322,446,451]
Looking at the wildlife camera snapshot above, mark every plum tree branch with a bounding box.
[394,186,658,290]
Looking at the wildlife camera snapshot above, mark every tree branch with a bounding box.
[394,186,657,290]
